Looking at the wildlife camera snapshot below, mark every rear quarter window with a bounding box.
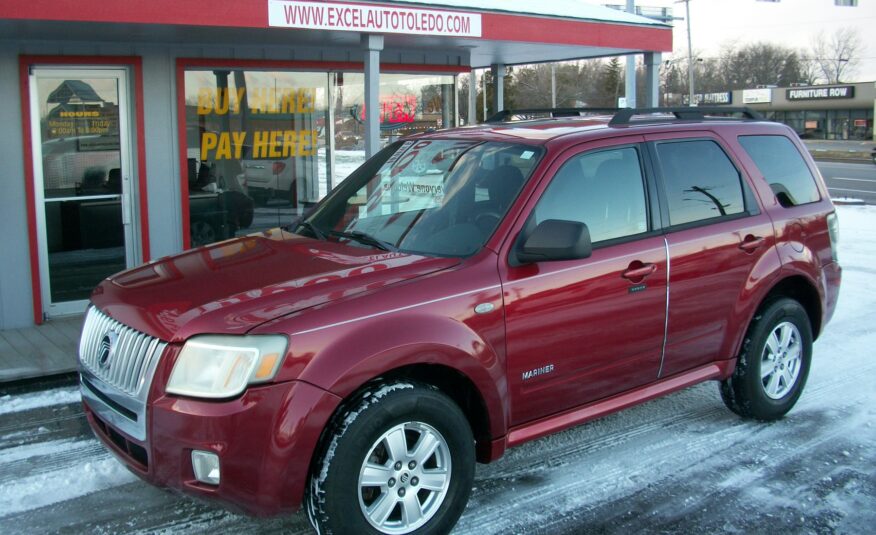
[737,135,821,207]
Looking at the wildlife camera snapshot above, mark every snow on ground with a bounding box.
[0,456,136,517]
[0,387,80,416]
[0,205,874,534]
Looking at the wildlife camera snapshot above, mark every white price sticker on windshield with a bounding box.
[520,150,534,160]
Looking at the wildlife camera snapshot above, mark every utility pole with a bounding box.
[678,0,696,106]
[624,0,637,109]
[551,63,557,108]
[482,71,487,119]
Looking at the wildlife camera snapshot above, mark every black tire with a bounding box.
[190,219,216,247]
[720,298,813,420]
[308,381,475,535]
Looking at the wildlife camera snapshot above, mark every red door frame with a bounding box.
[175,58,468,250]
[19,55,151,325]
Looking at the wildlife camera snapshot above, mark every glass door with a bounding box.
[29,68,138,318]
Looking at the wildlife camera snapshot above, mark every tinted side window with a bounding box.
[533,147,648,243]
[738,135,821,206]
[656,140,745,226]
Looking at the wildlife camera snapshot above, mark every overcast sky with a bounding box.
[591,0,876,82]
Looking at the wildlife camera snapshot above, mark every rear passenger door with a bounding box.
[501,139,668,425]
[645,132,777,377]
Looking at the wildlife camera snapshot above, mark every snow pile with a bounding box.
[0,387,80,416]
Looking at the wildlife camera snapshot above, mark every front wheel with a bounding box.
[720,298,813,420]
[308,382,475,535]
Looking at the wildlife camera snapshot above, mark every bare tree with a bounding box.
[720,43,808,89]
[811,27,864,84]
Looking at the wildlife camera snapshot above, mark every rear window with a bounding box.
[655,140,746,226]
[738,135,821,207]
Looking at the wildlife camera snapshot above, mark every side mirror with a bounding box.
[516,219,592,264]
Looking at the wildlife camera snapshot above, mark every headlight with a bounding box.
[166,335,288,399]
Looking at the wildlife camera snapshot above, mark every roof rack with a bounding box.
[609,106,765,126]
[485,107,619,123]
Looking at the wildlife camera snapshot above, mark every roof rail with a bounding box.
[485,107,619,123]
[609,106,765,126]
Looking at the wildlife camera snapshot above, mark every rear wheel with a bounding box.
[308,382,474,535]
[721,298,813,420]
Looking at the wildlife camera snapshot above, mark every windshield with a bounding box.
[301,139,542,257]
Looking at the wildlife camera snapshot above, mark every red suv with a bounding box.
[79,107,841,535]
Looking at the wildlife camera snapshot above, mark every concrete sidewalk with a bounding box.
[0,315,81,383]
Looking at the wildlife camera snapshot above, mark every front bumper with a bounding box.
[83,379,342,516]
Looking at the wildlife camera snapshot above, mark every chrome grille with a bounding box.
[79,307,167,397]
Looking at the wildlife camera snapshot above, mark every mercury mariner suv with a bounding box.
[79,107,841,535]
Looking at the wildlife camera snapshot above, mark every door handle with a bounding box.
[121,191,132,225]
[622,262,657,281]
[739,235,765,253]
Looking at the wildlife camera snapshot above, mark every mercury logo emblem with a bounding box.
[98,331,118,369]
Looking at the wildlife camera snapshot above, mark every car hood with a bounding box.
[91,228,458,342]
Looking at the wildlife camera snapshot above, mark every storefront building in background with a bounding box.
[672,81,875,141]
[0,1,671,332]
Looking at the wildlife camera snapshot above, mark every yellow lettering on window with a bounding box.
[200,133,218,161]
[215,132,232,160]
[298,88,315,113]
[281,91,296,114]
[232,131,247,159]
[268,131,282,158]
[282,130,297,158]
[253,131,270,158]
[298,129,311,156]
[197,88,214,115]
[235,88,247,114]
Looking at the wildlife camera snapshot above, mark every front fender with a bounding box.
[292,311,508,440]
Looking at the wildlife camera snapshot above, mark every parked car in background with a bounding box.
[79,107,840,535]
[187,157,254,246]
[239,144,300,206]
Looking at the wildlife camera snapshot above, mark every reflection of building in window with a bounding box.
[40,79,121,195]
[336,73,456,143]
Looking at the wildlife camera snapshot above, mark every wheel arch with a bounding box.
[762,275,822,337]
[294,311,508,444]
[310,362,498,467]
[380,363,495,463]
[751,274,823,343]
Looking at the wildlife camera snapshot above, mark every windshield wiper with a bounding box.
[294,221,327,241]
[330,230,398,252]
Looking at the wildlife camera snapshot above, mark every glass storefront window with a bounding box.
[782,111,804,138]
[850,109,873,141]
[182,68,457,249]
[183,69,330,247]
[801,110,825,139]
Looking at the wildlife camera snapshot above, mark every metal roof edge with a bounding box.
[360,0,672,28]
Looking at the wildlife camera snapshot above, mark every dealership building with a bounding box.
[676,81,875,141]
[0,0,671,378]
